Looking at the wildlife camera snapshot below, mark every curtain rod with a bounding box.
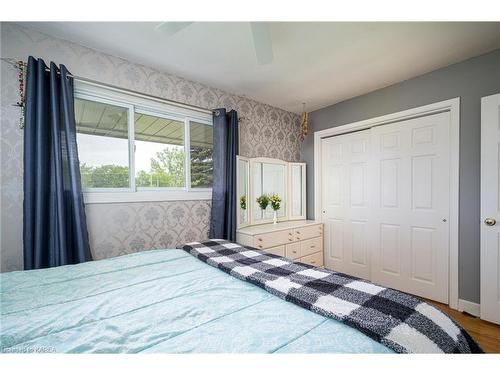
[2,57,247,121]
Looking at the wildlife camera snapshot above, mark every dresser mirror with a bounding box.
[252,159,287,222]
[236,156,306,228]
[237,157,249,227]
[289,163,306,220]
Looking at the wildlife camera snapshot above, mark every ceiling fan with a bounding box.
[156,22,274,65]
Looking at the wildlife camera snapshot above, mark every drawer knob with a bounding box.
[289,232,292,235]
[289,238,293,241]
[310,245,315,248]
[258,238,263,241]
[293,250,297,254]
[296,231,301,234]
[258,245,263,248]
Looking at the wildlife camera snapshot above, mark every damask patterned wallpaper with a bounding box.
[0,23,302,271]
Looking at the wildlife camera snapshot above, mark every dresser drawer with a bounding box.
[294,224,323,241]
[300,251,324,267]
[300,237,323,257]
[266,245,285,257]
[253,229,292,249]
[285,242,301,259]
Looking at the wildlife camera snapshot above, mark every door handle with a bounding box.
[484,218,497,226]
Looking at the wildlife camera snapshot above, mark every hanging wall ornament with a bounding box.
[14,60,26,129]
[299,103,308,142]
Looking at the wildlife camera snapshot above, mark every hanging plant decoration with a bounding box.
[299,102,308,142]
[14,60,26,129]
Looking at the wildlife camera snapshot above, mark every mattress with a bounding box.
[0,249,392,353]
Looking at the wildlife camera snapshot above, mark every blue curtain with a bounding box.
[209,109,239,240]
[23,56,92,270]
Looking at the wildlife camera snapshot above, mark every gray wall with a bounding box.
[302,48,500,304]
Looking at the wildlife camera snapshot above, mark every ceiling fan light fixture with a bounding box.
[156,22,193,36]
[250,22,274,65]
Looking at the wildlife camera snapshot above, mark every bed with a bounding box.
[0,240,480,353]
[0,248,392,353]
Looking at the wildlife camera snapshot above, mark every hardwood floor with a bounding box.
[426,300,500,353]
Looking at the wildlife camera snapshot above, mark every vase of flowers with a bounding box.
[269,194,282,225]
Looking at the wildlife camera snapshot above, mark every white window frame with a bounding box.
[74,81,213,204]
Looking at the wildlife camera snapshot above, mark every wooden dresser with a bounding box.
[236,220,324,267]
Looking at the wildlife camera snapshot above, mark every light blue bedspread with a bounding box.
[0,249,392,353]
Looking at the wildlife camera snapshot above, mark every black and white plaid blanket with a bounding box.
[179,239,482,354]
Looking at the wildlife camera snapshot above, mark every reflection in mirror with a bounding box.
[291,164,303,217]
[262,163,286,219]
[252,162,286,222]
[252,162,263,221]
[238,158,249,226]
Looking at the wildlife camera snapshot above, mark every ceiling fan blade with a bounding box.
[156,22,193,37]
[250,22,274,65]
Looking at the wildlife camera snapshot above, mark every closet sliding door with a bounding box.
[370,113,450,304]
[321,129,372,280]
[321,112,451,303]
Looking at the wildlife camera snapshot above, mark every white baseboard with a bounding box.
[458,299,480,317]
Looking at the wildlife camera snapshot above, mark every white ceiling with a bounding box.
[19,22,500,113]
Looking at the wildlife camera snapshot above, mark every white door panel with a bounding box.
[322,130,371,279]
[371,113,450,303]
[321,112,451,303]
[480,93,500,325]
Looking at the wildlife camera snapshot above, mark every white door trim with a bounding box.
[314,98,460,309]
[458,299,481,317]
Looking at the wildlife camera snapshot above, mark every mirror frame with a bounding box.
[288,162,307,221]
[236,156,306,228]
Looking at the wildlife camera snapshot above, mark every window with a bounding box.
[134,112,186,188]
[75,98,130,189]
[190,121,213,188]
[74,82,213,203]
